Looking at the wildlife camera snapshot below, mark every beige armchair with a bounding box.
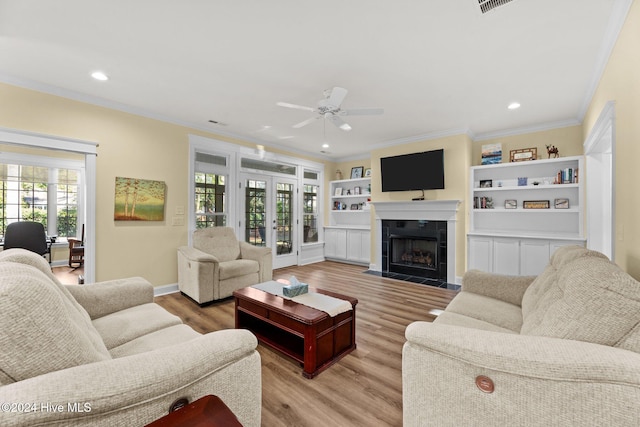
[178,227,272,305]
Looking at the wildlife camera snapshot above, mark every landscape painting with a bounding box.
[114,177,166,221]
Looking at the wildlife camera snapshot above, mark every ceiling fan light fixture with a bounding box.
[322,143,329,149]
[508,102,521,110]
[339,123,352,131]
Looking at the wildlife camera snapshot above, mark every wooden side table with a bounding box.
[145,395,242,427]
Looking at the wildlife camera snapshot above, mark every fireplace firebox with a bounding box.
[382,220,447,281]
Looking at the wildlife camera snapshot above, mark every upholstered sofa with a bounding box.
[178,227,272,305]
[0,248,262,427]
[403,245,640,426]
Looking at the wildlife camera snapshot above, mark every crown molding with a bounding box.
[473,118,582,142]
[0,73,334,163]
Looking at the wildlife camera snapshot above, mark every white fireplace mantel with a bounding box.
[371,200,461,283]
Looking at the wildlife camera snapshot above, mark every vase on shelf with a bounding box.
[335,169,343,180]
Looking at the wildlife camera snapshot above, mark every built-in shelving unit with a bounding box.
[325,177,372,265]
[329,177,371,227]
[468,156,585,276]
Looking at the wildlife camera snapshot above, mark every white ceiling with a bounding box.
[0,0,630,160]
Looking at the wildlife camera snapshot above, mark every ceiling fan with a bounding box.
[277,87,383,131]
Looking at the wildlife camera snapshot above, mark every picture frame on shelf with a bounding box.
[554,198,569,209]
[354,186,361,195]
[364,168,372,177]
[350,166,364,179]
[510,148,537,162]
[479,179,493,188]
[481,143,502,165]
[505,199,517,209]
[523,200,550,209]
[350,204,359,210]
[334,187,343,196]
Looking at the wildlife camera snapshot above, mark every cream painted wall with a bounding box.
[472,125,584,166]
[0,83,330,286]
[583,0,640,279]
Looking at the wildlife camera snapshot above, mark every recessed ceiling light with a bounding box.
[508,102,521,110]
[322,143,329,149]
[91,71,109,81]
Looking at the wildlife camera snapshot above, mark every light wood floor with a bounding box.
[52,265,84,285]
[155,261,458,427]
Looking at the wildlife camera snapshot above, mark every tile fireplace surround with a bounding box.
[371,200,461,284]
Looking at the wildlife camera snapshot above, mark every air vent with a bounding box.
[478,0,515,14]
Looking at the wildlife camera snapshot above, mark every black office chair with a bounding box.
[3,221,50,263]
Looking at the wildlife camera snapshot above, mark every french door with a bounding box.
[241,174,297,269]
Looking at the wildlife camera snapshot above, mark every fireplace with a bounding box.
[372,200,460,285]
[382,220,447,280]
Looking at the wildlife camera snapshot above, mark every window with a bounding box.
[195,173,226,228]
[194,152,228,228]
[0,156,82,239]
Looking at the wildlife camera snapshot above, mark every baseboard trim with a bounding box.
[154,283,179,297]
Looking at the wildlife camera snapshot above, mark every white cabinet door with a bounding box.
[346,229,371,264]
[550,240,583,258]
[468,236,493,272]
[520,240,550,276]
[325,228,347,260]
[493,238,520,275]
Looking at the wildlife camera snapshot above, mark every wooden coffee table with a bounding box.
[233,286,357,378]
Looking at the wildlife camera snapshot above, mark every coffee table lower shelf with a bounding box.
[234,287,357,378]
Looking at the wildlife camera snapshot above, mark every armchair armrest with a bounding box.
[403,322,640,426]
[65,277,154,320]
[461,269,536,306]
[177,245,219,263]
[0,329,261,427]
[240,242,272,282]
[239,241,271,261]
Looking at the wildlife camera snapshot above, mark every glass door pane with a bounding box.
[244,178,267,246]
[276,182,294,255]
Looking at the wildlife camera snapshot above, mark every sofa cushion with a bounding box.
[109,324,201,358]
[521,246,609,320]
[93,303,183,349]
[521,253,640,350]
[0,262,111,383]
[0,249,110,359]
[444,292,523,332]
[193,227,240,262]
[434,311,519,334]
[219,259,259,280]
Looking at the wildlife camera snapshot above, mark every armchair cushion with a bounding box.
[219,259,259,280]
[194,227,240,262]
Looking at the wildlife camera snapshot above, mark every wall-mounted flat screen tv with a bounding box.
[380,149,445,192]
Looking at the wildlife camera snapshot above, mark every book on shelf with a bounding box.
[557,168,578,184]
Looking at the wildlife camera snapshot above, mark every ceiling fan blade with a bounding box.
[342,108,384,116]
[292,116,321,129]
[276,102,315,112]
[327,87,348,107]
[328,114,352,131]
